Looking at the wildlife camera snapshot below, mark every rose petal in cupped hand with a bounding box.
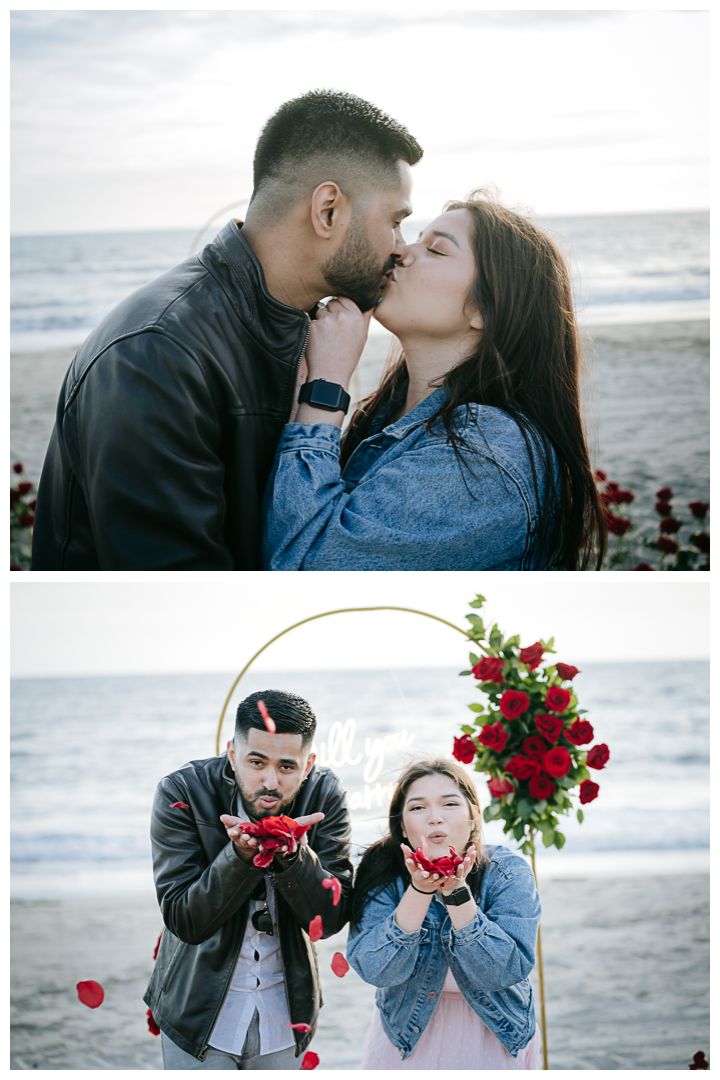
[76,980,104,1008]
[147,1008,161,1035]
[322,877,342,906]
[331,952,350,977]
[300,1051,320,1070]
[308,915,323,941]
[170,802,190,809]
[288,1022,313,1032]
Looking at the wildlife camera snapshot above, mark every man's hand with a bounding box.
[220,812,325,865]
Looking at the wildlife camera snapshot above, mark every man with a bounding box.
[32,90,422,568]
[144,689,353,1068]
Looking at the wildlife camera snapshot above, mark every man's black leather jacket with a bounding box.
[31,221,310,569]
[143,754,353,1061]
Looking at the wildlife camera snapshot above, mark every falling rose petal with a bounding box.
[287,1022,313,1032]
[153,933,162,960]
[322,877,342,906]
[300,1051,320,1070]
[170,802,190,809]
[257,699,276,733]
[147,1008,161,1036]
[330,952,350,977]
[76,980,105,1008]
[308,915,323,942]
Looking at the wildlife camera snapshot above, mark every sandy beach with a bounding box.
[10,869,709,1070]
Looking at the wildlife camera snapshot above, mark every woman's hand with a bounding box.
[438,844,476,896]
[400,842,447,894]
[305,297,372,389]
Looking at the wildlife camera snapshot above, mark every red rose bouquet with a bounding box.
[454,595,609,856]
[241,814,311,868]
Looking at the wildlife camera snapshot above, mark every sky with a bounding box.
[10,8,709,235]
[10,576,709,678]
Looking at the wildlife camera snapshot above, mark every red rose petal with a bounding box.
[308,915,323,942]
[147,1008,161,1036]
[300,1051,320,1070]
[287,1022,313,1032]
[153,933,162,960]
[76,980,105,1008]
[322,876,342,906]
[170,802,190,809]
[331,952,350,977]
[257,699,276,733]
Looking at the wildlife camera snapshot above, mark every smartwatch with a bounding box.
[298,379,351,414]
[443,885,472,907]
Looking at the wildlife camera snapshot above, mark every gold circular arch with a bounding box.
[216,606,474,755]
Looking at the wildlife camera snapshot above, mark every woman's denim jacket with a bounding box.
[262,388,555,571]
[346,845,540,1060]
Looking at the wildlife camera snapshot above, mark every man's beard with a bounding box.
[321,215,395,312]
[236,778,295,822]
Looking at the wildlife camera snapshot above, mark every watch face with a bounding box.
[311,381,344,410]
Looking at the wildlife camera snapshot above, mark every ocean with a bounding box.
[10,661,709,898]
[9,211,710,353]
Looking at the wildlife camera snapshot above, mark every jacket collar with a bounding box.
[377,386,448,440]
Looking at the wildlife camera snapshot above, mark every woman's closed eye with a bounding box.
[427,246,447,256]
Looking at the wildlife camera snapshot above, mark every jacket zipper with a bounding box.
[288,318,311,423]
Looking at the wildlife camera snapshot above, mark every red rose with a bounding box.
[147,1008,161,1036]
[545,686,571,713]
[693,533,710,555]
[452,735,476,764]
[522,735,548,760]
[594,469,607,482]
[506,755,540,780]
[478,721,509,753]
[634,563,655,571]
[657,536,679,555]
[688,501,709,520]
[534,714,564,743]
[528,772,556,799]
[606,511,632,536]
[10,489,20,508]
[689,1052,710,1070]
[17,481,33,495]
[655,500,672,516]
[542,746,572,778]
[18,513,35,527]
[659,516,681,534]
[612,489,635,505]
[565,718,594,745]
[605,482,620,492]
[656,487,673,500]
[586,743,610,770]
[12,462,23,474]
[598,490,614,505]
[499,689,530,719]
[555,663,580,681]
[471,656,505,683]
[488,776,515,797]
[519,642,544,669]
[27,498,37,510]
[579,779,599,804]
[413,845,464,878]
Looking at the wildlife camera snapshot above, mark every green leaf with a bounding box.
[576,809,584,824]
[483,803,501,821]
[460,725,475,735]
[504,634,520,650]
[513,822,526,842]
[521,840,535,857]
[489,624,504,648]
[469,595,486,608]
[542,829,555,848]
[469,652,480,666]
[538,818,554,837]
[533,800,547,815]
[468,702,484,713]
[459,670,472,677]
[516,798,534,820]
[553,831,566,850]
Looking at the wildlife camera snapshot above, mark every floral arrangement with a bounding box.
[10,462,36,570]
[597,471,709,570]
[453,595,609,856]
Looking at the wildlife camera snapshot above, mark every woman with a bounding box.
[262,189,606,570]
[346,759,541,1069]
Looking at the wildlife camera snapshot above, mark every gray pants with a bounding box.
[160,1010,302,1070]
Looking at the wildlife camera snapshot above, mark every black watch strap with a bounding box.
[298,379,351,414]
[443,885,472,906]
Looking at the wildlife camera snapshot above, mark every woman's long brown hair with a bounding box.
[340,190,606,569]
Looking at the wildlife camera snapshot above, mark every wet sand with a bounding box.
[10,871,709,1070]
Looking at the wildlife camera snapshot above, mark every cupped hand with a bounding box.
[400,842,447,895]
[305,297,372,388]
[219,811,325,863]
[438,844,476,896]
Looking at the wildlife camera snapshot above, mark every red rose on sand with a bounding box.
[308,915,323,942]
[322,876,342,906]
[18,513,35,527]
[479,721,509,753]
[528,772,556,800]
[243,815,311,868]
[659,516,681,534]
[471,656,505,683]
[300,1052,320,1070]
[613,489,635,504]
[147,1009,161,1036]
[488,776,515,797]
[534,714,564,743]
[579,779,599,804]
[565,718,594,745]
[606,511,632,536]
[545,686,571,713]
[555,664,580,681]
[519,642,544,669]
[330,952,350,978]
[656,487,673,500]
[634,563,655,571]
[522,735,548,760]
[693,533,710,555]
[542,746,572,778]
[76,980,104,1009]
[13,462,23,474]
[655,501,672,516]
[153,933,162,960]
[413,845,464,877]
[657,536,679,555]
[586,744,610,770]
[594,469,607,482]
[452,735,476,764]
[506,755,540,781]
[257,699,276,733]
[689,501,709,520]
[499,690,530,719]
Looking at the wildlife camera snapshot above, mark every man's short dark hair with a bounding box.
[235,690,317,749]
[250,89,423,219]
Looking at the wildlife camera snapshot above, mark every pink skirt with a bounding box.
[360,968,541,1070]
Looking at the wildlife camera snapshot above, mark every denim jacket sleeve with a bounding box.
[346,883,426,987]
[261,419,536,570]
